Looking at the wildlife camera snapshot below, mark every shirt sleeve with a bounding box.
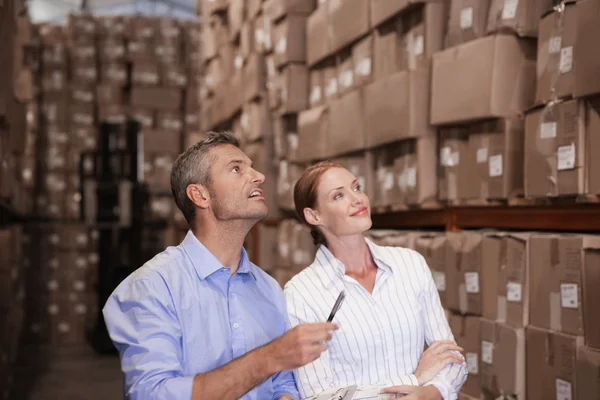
[271,283,301,400]
[413,251,468,400]
[102,277,193,400]
[284,282,337,399]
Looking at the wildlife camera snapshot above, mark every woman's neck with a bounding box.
[326,234,375,276]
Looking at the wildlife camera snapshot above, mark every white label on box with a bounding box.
[482,341,494,364]
[356,58,372,77]
[292,249,303,265]
[280,161,288,179]
[549,36,562,54]
[384,172,394,190]
[541,122,557,139]
[234,55,244,69]
[310,86,322,105]
[398,172,407,190]
[407,167,417,188]
[558,143,576,170]
[449,151,460,167]
[75,257,87,269]
[560,283,579,309]
[58,323,70,333]
[255,29,264,45]
[476,148,488,164]
[74,280,86,291]
[556,379,572,400]
[76,234,88,246]
[465,272,480,293]
[502,0,519,20]
[433,271,446,292]
[507,282,522,302]
[48,304,59,315]
[276,37,287,54]
[326,78,338,98]
[460,7,474,29]
[279,243,289,258]
[559,46,573,74]
[75,304,87,315]
[413,35,424,56]
[47,280,58,291]
[340,70,354,88]
[440,147,451,167]
[288,133,299,150]
[489,155,503,177]
[466,353,479,374]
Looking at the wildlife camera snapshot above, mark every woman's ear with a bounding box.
[186,184,211,209]
[303,208,321,226]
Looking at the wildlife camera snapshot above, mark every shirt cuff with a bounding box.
[387,374,420,387]
[424,379,457,400]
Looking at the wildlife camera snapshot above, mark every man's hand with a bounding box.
[265,322,338,371]
[382,385,442,400]
[414,340,464,384]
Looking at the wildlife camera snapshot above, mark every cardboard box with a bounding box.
[574,0,600,98]
[97,84,125,105]
[481,233,505,322]
[404,2,447,71]
[458,232,484,315]
[431,34,536,125]
[264,0,316,22]
[487,0,553,38]
[582,236,600,351]
[500,233,530,329]
[277,219,295,267]
[100,63,127,85]
[526,327,583,400]
[144,153,177,191]
[201,0,227,16]
[371,145,403,207]
[243,53,267,103]
[297,106,329,163]
[132,63,160,86]
[336,51,355,96]
[329,0,370,53]
[373,16,404,81]
[306,4,331,66]
[438,127,470,201]
[130,107,156,129]
[278,64,309,114]
[254,12,273,54]
[323,62,339,103]
[480,319,526,399]
[528,234,588,337]
[352,34,373,87]
[576,346,600,400]
[364,69,431,148]
[536,2,577,104]
[228,0,244,41]
[241,99,271,143]
[309,68,325,107]
[393,137,438,206]
[130,87,183,111]
[466,118,524,200]
[338,153,372,199]
[156,111,183,134]
[524,100,587,197]
[328,89,365,157]
[588,98,600,196]
[370,0,410,28]
[445,0,492,48]
[254,224,278,273]
[277,161,303,211]
[449,314,481,398]
[414,233,448,307]
[273,16,307,69]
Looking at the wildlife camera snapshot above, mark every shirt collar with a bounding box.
[313,237,393,289]
[181,230,256,281]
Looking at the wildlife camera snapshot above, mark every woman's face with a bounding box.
[308,167,372,238]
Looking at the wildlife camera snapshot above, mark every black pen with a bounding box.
[327,290,346,323]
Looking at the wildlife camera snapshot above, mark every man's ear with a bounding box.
[186,184,211,209]
[303,208,322,226]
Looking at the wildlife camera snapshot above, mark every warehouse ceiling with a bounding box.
[28,0,198,23]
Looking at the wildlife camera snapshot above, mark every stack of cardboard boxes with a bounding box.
[387,229,600,400]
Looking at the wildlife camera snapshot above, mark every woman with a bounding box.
[284,162,467,400]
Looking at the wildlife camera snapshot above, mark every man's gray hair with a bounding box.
[171,131,240,223]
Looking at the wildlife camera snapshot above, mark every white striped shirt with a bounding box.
[284,239,468,400]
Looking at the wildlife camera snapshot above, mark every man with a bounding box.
[103,131,337,400]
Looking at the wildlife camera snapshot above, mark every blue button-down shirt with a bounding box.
[103,230,300,400]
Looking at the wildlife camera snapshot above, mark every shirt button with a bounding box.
[233,323,239,329]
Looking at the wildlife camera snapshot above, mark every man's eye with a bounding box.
[232,166,240,173]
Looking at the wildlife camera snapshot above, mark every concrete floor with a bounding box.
[12,345,123,400]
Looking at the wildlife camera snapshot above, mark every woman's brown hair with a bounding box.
[293,161,344,246]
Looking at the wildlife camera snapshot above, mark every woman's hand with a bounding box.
[382,385,443,399]
[414,340,464,384]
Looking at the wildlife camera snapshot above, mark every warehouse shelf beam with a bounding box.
[370,204,600,232]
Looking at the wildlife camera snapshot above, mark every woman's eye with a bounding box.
[354,185,362,192]
[334,193,342,200]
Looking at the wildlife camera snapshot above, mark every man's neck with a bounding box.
[192,219,255,275]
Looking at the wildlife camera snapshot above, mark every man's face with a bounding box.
[205,144,268,221]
